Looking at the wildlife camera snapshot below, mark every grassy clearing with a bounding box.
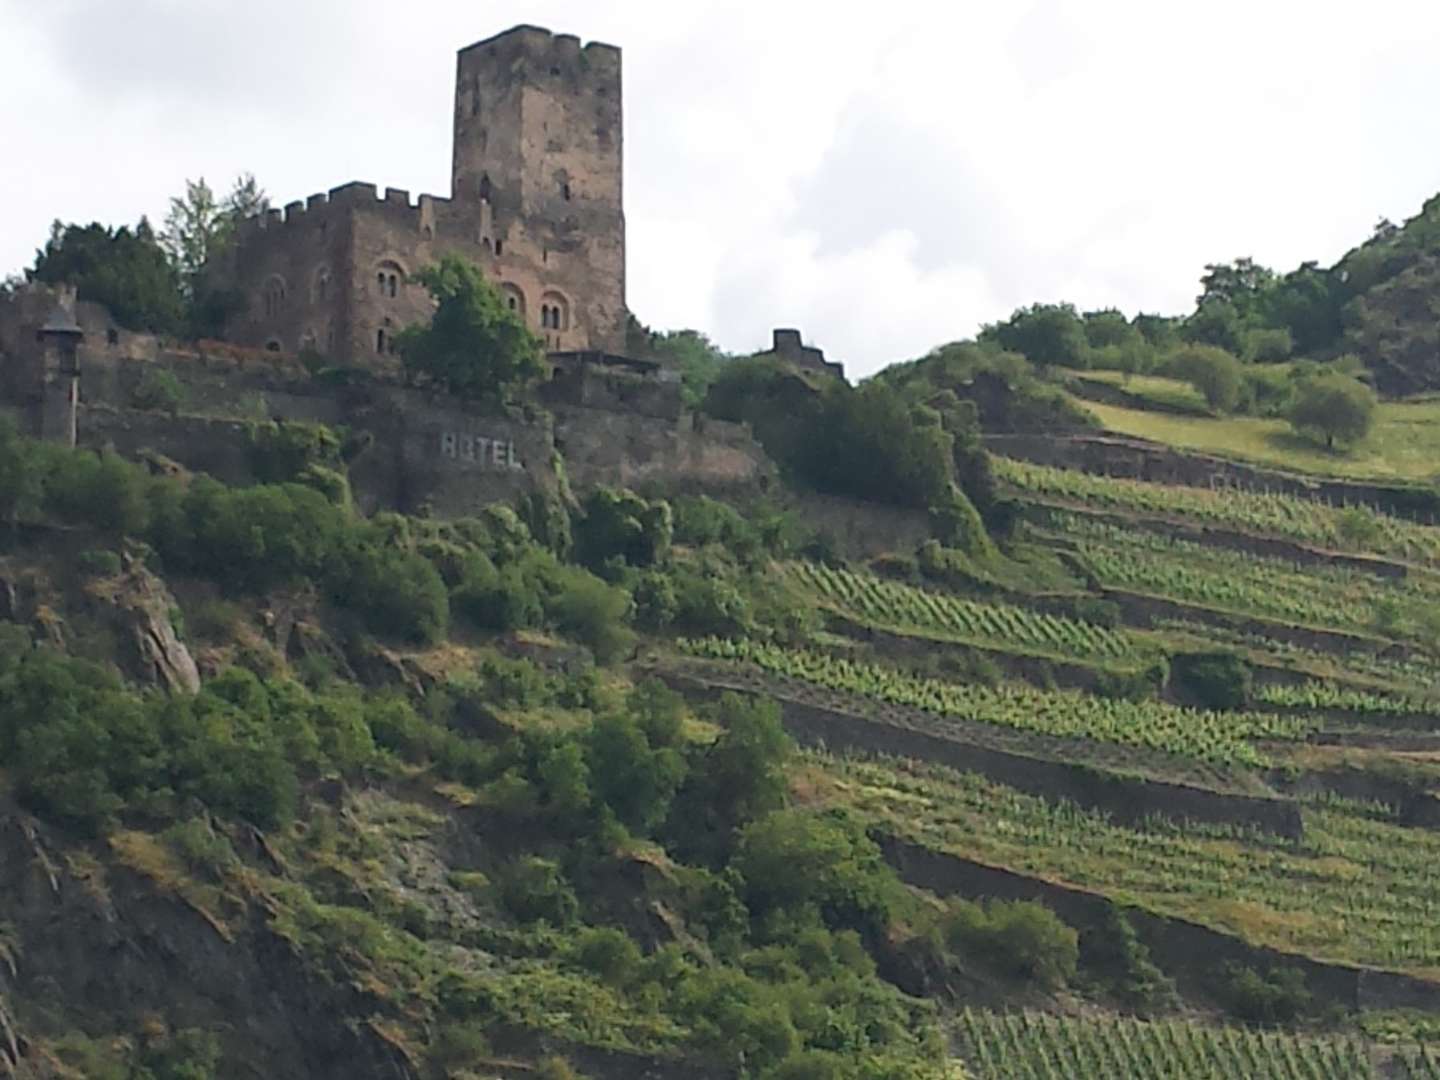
[1072,370,1212,413]
[814,752,1440,975]
[1079,397,1440,482]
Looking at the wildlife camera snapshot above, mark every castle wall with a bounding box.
[554,407,770,495]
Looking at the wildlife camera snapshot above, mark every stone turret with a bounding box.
[34,305,83,446]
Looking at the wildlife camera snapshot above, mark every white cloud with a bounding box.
[3,0,1440,378]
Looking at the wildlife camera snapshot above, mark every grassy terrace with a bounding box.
[953,1008,1429,1080]
[1047,512,1440,641]
[1076,392,1440,483]
[678,639,1316,768]
[996,457,1440,564]
[782,560,1141,665]
[812,752,1440,976]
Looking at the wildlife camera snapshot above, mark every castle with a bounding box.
[221,25,627,365]
[0,26,863,530]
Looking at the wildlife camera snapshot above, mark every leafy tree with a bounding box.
[28,219,184,333]
[1081,308,1140,349]
[573,487,673,570]
[0,416,41,526]
[981,303,1089,369]
[1132,313,1183,351]
[397,255,544,400]
[1183,299,1245,355]
[1166,345,1244,413]
[1242,326,1293,363]
[1196,257,1276,321]
[639,326,731,407]
[1289,372,1376,449]
[161,173,269,339]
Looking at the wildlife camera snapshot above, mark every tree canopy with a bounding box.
[1288,373,1376,450]
[398,255,544,401]
[28,219,185,333]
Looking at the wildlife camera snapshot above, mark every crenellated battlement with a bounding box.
[235,183,456,242]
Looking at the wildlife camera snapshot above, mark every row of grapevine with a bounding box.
[1051,513,1438,639]
[821,751,1440,972]
[784,560,1136,661]
[1256,681,1434,718]
[679,638,1320,767]
[994,457,1440,564]
[954,1008,1438,1079]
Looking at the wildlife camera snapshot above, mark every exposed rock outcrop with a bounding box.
[83,553,200,694]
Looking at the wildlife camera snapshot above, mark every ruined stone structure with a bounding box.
[220,25,627,366]
[752,328,845,381]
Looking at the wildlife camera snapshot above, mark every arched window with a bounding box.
[262,275,288,318]
[376,260,406,299]
[479,174,492,202]
[494,239,503,256]
[541,292,569,333]
[376,328,386,354]
[500,284,526,319]
[561,181,572,201]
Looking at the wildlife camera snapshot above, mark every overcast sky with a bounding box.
[3,0,1439,378]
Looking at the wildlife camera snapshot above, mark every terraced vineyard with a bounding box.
[954,1009,1439,1079]
[1256,681,1434,718]
[819,751,1440,973]
[995,457,1440,564]
[1052,513,1439,637]
[679,638,1318,767]
[783,560,1138,661]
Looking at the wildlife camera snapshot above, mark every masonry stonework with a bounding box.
[219,25,626,367]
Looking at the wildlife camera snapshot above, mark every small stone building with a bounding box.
[219,25,627,367]
[753,328,845,381]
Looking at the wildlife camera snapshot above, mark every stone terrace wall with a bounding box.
[988,433,1440,523]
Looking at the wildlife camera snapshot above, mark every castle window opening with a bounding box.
[561,182,571,201]
[106,328,119,346]
[540,292,569,332]
[263,276,288,317]
[265,339,281,353]
[479,174,492,202]
[388,273,398,298]
[376,329,386,354]
[494,239,503,256]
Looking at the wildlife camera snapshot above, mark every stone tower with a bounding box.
[452,26,626,353]
[221,25,627,365]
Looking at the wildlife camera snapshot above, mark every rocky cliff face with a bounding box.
[83,553,201,695]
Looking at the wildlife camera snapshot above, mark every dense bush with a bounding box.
[1170,651,1252,710]
[942,898,1079,989]
[1216,964,1313,1025]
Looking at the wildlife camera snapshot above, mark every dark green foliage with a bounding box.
[1216,964,1313,1025]
[1170,651,1252,710]
[634,325,731,407]
[77,548,122,577]
[586,711,687,833]
[941,898,1079,989]
[500,856,579,926]
[705,361,993,552]
[1078,908,1176,1012]
[877,341,1096,438]
[129,369,187,415]
[668,694,792,865]
[247,420,343,484]
[1288,372,1376,449]
[397,255,544,401]
[573,487,673,571]
[734,809,900,940]
[1165,344,1244,413]
[28,218,185,333]
[569,926,643,988]
[981,303,1089,369]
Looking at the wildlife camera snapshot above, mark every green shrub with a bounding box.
[1170,651,1252,710]
[1216,963,1313,1025]
[77,548,122,577]
[1078,908,1176,1012]
[944,898,1079,988]
[128,368,186,415]
[570,926,642,988]
[499,856,578,926]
